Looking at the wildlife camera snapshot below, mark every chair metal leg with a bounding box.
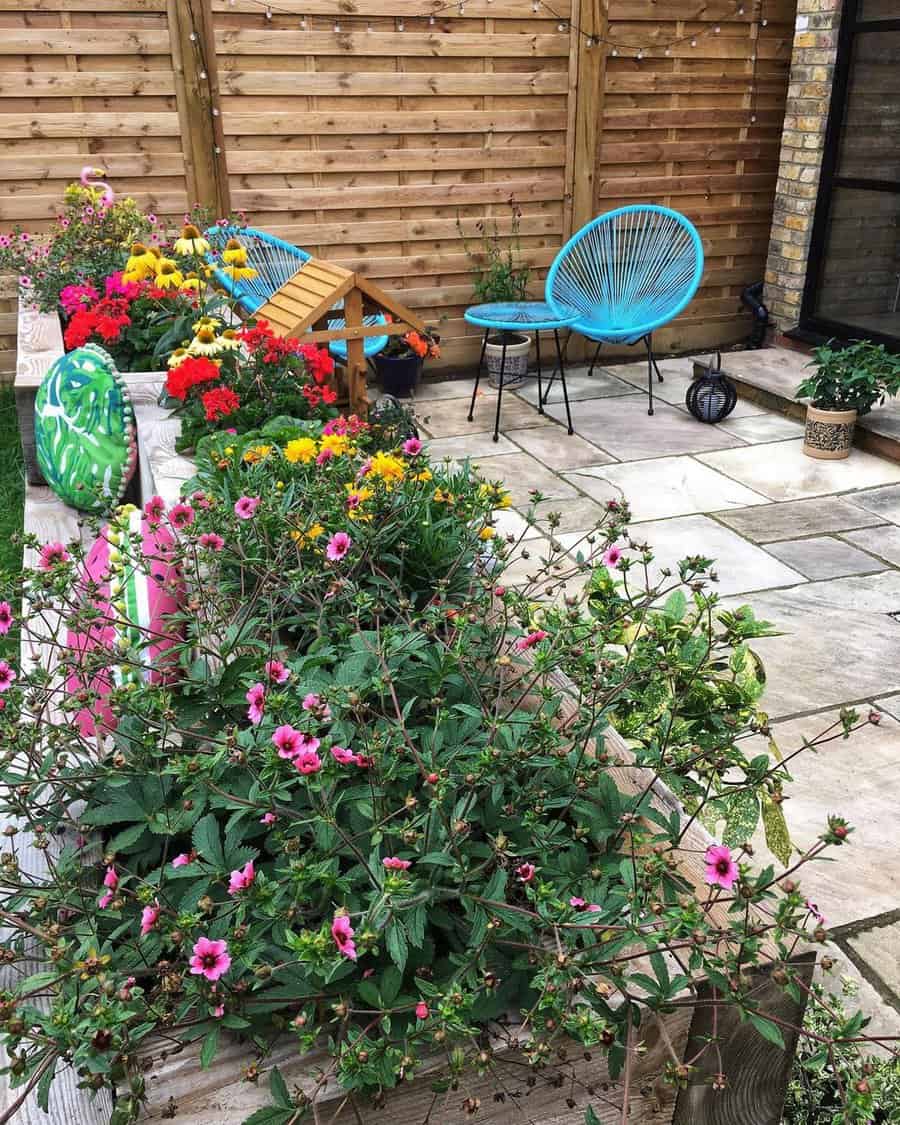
[468,330,488,422]
[492,339,507,442]
[555,329,574,436]
[535,330,544,415]
[587,339,602,378]
[644,335,655,416]
[648,334,664,383]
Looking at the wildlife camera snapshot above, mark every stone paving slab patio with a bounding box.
[412,349,900,1025]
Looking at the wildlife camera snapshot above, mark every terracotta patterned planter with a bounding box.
[803,404,857,460]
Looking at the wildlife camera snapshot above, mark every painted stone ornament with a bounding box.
[34,343,137,512]
[66,504,184,737]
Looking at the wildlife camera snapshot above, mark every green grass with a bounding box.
[0,383,24,660]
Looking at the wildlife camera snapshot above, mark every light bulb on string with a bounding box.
[189,31,197,41]
[428,14,435,24]
[664,46,670,55]
[738,4,745,12]
[211,107,220,116]
[585,35,593,48]
[557,21,566,31]
[264,5,272,18]
[333,19,340,31]
[398,17,405,30]
[611,47,618,55]
[636,48,643,59]
[532,0,539,10]
[762,17,768,24]
[714,24,720,32]
[690,36,697,46]
[300,16,308,28]
[199,69,207,79]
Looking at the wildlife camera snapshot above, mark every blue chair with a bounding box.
[204,225,389,361]
[545,205,703,415]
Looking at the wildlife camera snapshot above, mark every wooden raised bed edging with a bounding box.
[5,306,813,1125]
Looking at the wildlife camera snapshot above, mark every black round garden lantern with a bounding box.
[685,352,738,424]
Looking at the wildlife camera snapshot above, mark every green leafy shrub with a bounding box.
[797,340,900,415]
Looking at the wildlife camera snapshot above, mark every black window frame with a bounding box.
[799,0,900,349]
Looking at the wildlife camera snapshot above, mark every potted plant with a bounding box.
[373,326,440,397]
[796,339,900,459]
[461,200,532,388]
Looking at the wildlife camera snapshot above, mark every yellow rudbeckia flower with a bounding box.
[167,347,190,369]
[479,526,496,541]
[188,324,225,356]
[243,445,272,464]
[369,451,405,486]
[221,238,248,265]
[154,259,183,289]
[434,488,454,504]
[221,264,259,282]
[173,223,211,257]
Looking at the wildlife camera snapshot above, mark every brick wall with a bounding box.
[763,0,843,330]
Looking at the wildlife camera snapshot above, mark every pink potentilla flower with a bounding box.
[103,865,118,890]
[0,235,9,248]
[19,276,32,288]
[415,1001,429,1020]
[345,492,362,510]
[330,745,355,764]
[147,213,158,225]
[356,459,372,479]
[143,495,166,526]
[172,853,192,868]
[316,448,334,465]
[245,682,266,725]
[326,531,351,562]
[805,899,827,925]
[704,844,739,891]
[382,857,412,871]
[83,206,94,217]
[213,1004,225,1018]
[169,502,195,529]
[515,630,549,652]
[297,732,320,753]
[60,218,70,229]
[302,692,331,719]
[516,862,536,883]
[264,659,290,684]
[191,490,211,510]
[189,936,231,981]
[294,748,323,775]
[402,437,423,456]
[602,543,623,569]
[140,901,160,935]
[199,532,225,551]
[569,896,586,908]
[354,753,373,769]
[228,859,255,895]
[331,913,357,961]
[272,723,303,759]
[260,812,277,825]
[39,542,70,570]
[234,495,261,520]
[225,428,237,435]
[19,232,30,243]
[98,891,114,909]
[0,662,16,692]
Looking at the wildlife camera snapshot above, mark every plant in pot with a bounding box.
[461,200,532,388]
[797,340,900,459]
[373,325,440,398]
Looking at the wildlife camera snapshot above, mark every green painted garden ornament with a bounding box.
[34,343,137,512]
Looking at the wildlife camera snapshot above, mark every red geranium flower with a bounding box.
[201,385,240,421]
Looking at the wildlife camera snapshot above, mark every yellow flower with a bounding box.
[188,324,225,356]
[415,469,433,483]
[479,526,496,541]
[192,316,221,333]
[319,432,353,457]
[306,523,325,540]
[167,347,190,369]
[173,224,211,256]
[218,328,241,350]
[154,259,183,289]
[124,242,156,277]
[222,264,259,282]
[479,483,512,510]
[180,274,202,293]
[284,437,318,464]
[433,488,454,504]
[369,451,405,486]
[221,238,248,265]
[243,444,272,464]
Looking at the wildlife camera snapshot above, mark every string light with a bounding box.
[264,4,272,18]
[398,17,405,29]
[300,15,307,27]
[211,107,220,116]
[199,69,208,79]
[714,24,720,32]
[690,37,697,46]
[333,19,340,31]
[557,21,566,31]
[636,48,643,59]
[429,14,435,24]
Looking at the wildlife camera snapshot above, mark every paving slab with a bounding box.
[748,709,900,927]
[873,694,900,720]
[565,455,770,523]
[425,431,518,460]
[699,440,900,501]
[716,496,885,543]
[764,536,887,581]
[610,359,768,419]
[847,483,900,525]
[720,571,900,717]
[415,396,552,438]
[514,368,636,405]
[521,495,614,537]
[846,920,900,1001]
[413,377,492,402]
[469,452,580,506]
[842,524,900,568]
[543,395,746,460]
[504,426,617,469]
[718,412,805,443]
[586,513,806,596]
[817,941,900,1052]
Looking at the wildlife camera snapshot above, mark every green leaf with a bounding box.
[200,1025,220,1070]
[721,790,760,848]
[240,1109,294,1125]
[585,1109,601,1125]
[386,918,409,973]
[269,1066,292,1110]
[747,1011,785,1050]
[192,813,225,868]
[405,904,426,949]
[762,796,792,866]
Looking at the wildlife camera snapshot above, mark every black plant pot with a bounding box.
[375,352,423,398]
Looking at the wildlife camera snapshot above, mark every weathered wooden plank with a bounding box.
[218,70,570,96]
[214,30,571,58]
[0,113,183,139]
[0,152,186,180]
[0,71,176,97]
[227,145,567,175]
[230,178,562,213]
[223,109,568,135]
[211,0,573,14]
[0,29,173,55]
[0,191,188,221]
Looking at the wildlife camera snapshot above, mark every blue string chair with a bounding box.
[204,225,389,361]
[545,205,704,415]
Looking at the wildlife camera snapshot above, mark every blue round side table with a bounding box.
[463,301,579,442]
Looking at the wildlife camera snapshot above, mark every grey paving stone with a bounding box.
[504,427,617,470]
[873,694,900,720]
[847,921,900,1000]
[848,483,900,525]
[414,396,552,439]
[514,368,636,405]
[764,536,887,581]
[522,495,614,537]
[425,432,518,460]
[468,452,579,507]
[842,525,900,568]
[412,377,491,402]
[610,359,768,419]
[717,496,885,543]
[816,941,900,1052]
[718,412,805,443]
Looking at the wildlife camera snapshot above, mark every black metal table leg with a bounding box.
[555,328,574,436]
[492,339,507,442]
[468,329,489,422]
[644,335,655,416]
[535,330,543,415]
[587,339,602,377]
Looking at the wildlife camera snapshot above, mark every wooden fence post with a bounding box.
[167,0,231,218]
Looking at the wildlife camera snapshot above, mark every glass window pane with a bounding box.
[815,187,900,337]
[837,31,900,181]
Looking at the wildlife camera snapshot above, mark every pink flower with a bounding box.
[103,865,118,890]
[260,812,277,825]
[325,531,351,562]
[704,844,739,891]
[493,585,506,598]
[246,682,266,725]
[805,899,827,925]
[213,1004,225,1018]
[189,936,231,981]
[316,447,334,465]
[191,490,211,510]
[602,544,623,569]
[516,862,536,883]
[39,542,70,570]
[354,753,373,769]
[272,724,303,759]
[98,891,114,910]
[0,602,12,635]
[172,853,192,868]
[199,532,224,551]
[415,1001,429,1020]
[264,659,290,684]
[0,662,16,693]
[234,495,260,520]
[143,495,166,526]
[140,901,160,935]
[331,912,357,961]
[382,857,412,871]
[294,748,323,775]
[169,502,195,530]
[228,859,255,895]
[330,745,355,764]
[402,437,423,456]
[515,630,548,652]
[302,692,331,720]
[569,896,586,908]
